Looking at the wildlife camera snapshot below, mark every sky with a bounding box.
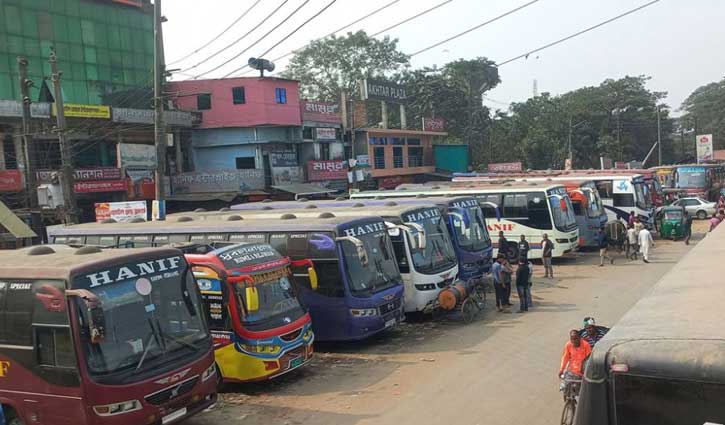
[162,0,725,115]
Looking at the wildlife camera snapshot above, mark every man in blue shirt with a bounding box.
[491,254,507,312]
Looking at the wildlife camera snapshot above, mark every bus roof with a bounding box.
[354,181,565,197]
[0,245,181,280]
[229,196,476,211]
[224,203,444,223]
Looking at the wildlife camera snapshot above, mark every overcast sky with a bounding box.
[162,0,725,114]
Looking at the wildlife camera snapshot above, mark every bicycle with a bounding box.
[460,279,487,323]
[559,374,582,425]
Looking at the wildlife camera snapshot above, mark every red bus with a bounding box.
[0,245,217,425]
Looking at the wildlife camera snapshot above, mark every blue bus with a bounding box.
[47,215,404,342]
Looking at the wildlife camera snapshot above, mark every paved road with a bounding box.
[187,229,701,425]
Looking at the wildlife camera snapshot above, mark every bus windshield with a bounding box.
[549,192,577,231]
[677,167,707,189]
[634,182,649,210]
[234,267,306,332]
[75,256,209,384]
[453,206,491,252]
[340,227,400,296]
[585,189,605,219]
[406,211,458,274]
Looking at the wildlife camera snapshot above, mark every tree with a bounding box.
[680,77,725,151]
[282,31,410,101]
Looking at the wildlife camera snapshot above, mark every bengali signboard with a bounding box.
[271,166,304,186]
[270,152,297,167]
[94,201,147,223]
[488,162,523,172]
[36,168,122,183]
[118,143,157,169]
[315,127,337,140]
[422,117,445,132]
[112,108,194,127]
[171,169,265,193]
[0,100,51,118]
[74,180,127,193]
[0,170,23,192]
[53,103,110,119]
[361,79,407,103]
[696,134,714,163]
[301,101,341,124]
[308,160,348,181]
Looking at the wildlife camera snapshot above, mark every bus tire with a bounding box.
[697,210,707,220]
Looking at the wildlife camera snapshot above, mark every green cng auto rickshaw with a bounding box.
[660,205,687,240]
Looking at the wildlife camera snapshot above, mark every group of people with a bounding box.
[491,232,555,313]
[559,317,610,380]
[598,212,656,265]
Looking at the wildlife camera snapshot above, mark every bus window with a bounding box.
[613,193,635,207]
[503,194,527,218]
[572,201,584,216]
[389,231,410,273]
[0,282,5,341]
[154,235,170,246]
[269,233,288,255]
[205,234,227,243]
[54,236,68,244]
[527,193,553,230]
[99,236,116,247]
[3,281,33,346]
[168,234,189,244]
[308,232,336,259]
[229,233,266,243]
[596,180,613,199]
[85,235,101,245]
[287,234,308,257]
[307,260,345,298]
[477,194,501,218]
[189,234,208,244]
[33,280,75,369]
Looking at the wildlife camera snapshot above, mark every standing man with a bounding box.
[527,260,534,308]
[628,211,636,227]
[501,257,514,307]
[491,255,508,312]
[515,258,531,313]
[597,227,614,267]
[626,225,638,260]
[541,233,554,278]
[634,217,644,234]
[638,226,655,263]
[497,231,508,259]
[518,234,530,262]
[684,213,693,245]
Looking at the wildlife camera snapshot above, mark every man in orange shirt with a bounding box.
[559,329,592,378]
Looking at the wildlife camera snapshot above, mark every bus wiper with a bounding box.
[157,326,197,351]
[134,322,160,372]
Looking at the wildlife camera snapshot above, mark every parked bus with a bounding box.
[671,163,725,201]
[346,181,579,260]
[574,222,725,425]
[185,243,316,383]
[0,245,217,425]
[222,203,460,314]
[47,215,404,342]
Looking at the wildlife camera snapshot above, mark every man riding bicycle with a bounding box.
[579,317,609,347]
[559,330,592,379]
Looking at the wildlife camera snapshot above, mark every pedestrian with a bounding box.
[628,211,636,227]
[638,226,655,263]
[718,195,725,212]
[634,217,644,234]
[527,260,534,308]
[597,227,614,267]
[541,233,554,278]
[559,330,592,379]
[709,213,721,233]
[491,254,509,313]
[515,259,531,313]
[684,213,693,245]
[626,224,638,260]
[501,257,514,307]
[497,231,508,258]
[518,234,530,262]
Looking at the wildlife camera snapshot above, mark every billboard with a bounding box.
[171,169,266,193]
[118,143,157,169]
[308,160,348,181]
[488,162,523,172]
[37,168,122,183]
[301,101,341,124]
[696,134,714,163]
[361,79,407,103]
[95,201,147,223]
[0,170,23,192]
[315,127,337,140]
[422,117,445,132]
[74,180,127,193]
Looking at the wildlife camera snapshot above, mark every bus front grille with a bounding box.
[145,375,199,406]
[280,328,302,342]
[378,298,402,315]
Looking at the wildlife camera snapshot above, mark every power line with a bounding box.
[181,0,291,74]
[409,0,541,57]
[371,0,454,37]
[224,0,340,78]
[497,0,661,67]
[240,0,402,75]
[191,0,313,79]
[167,0,264,65]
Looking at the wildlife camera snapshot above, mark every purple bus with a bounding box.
[47,215,404,342]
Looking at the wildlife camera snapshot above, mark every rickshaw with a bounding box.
[604,221,627,252]
[659,205,687,240]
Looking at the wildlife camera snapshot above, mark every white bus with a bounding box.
[351,182,579,260]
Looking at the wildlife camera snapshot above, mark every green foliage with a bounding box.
[680,78,725,151]
[282,30,410,101]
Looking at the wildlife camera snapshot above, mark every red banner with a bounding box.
[301,101,341,124]
[488,162,523,172]
[0,170,23,192]
[307,160,347,181]
[422,117,445,132]
[74,180,128,194]
[36,167,121,182]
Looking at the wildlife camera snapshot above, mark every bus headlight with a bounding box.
[303,329,313,340]
[93,400,142,416]
[350,308,378,317]
[556,239,568,244]
[414,283,436,291]
[239,344,282,354]
[201,363,216,382]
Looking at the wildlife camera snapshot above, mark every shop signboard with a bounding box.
[53,103,111,119]
[270,152,298,167]
[488,162,523,172]
[271,166,304,186]
[112,108,194,127]
[355,155,370,168]
[422,117,445,132]
[308,160,347,181]
[118,143,157,169]
[315,127,337,140]
[0,100,51,118]
[361,79,407,104]
[0,170,23,192]
[301,101,341,124]
[696,134,714,163]
[75,180,127,194]
[94,201,147,223]
[171,169,265,193]
[36,168,122,183]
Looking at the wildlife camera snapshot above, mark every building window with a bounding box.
[391,137,405,145]
[275,88,287,104]
[197,93,212,110]
[369,137,388,145]
[235,156,256,169]
[232,87,246,104]
[407,138,421,145]
[303,127,313,140]
[320,143,330,160]
[374,147,386,169]
[408,146,423,167]
[393,147,404,168]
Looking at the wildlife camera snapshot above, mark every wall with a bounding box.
[168,77,302,128]
[0,0,153,104]
[192,144,257,170]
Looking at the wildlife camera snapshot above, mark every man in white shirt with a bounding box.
[638,227,655,263]
[626,225,638,260]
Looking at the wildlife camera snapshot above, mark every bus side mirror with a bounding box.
[336,236,369,267]
[406,222,427,250]
[448,211,468,234]
[245,286,259,313]
[308,267,318,291]
[66,289,105,344]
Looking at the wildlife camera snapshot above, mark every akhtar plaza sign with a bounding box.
[361,79,407,103]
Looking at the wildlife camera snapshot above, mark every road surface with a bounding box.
[187,225,704,425]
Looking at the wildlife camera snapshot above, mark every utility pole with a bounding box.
[49,50,78,224]
[657,106,662,165]
[17,57,37,209]
[568,115,573,164]
[154,0,167,201]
